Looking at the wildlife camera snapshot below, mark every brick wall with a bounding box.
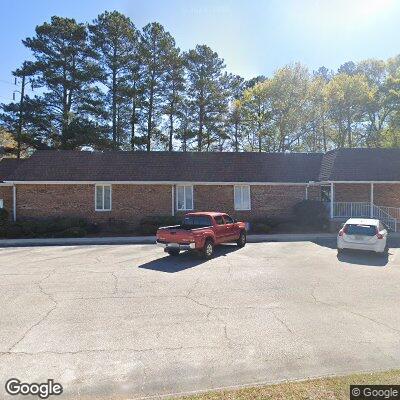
[15,183,313,226]
[333,183,400,207]
[16,184,172,227]
[0,186,13,218]
[334,183,370,202]
[374,184,400,207]
[176,184,310,221]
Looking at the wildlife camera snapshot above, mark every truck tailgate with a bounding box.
[157,228,194,244]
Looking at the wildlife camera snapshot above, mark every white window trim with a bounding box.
[95,184,112,212]
[176,185,193,211]
[234,185,251,211]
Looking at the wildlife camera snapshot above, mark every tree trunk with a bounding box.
[112,67,117,147]
[147,75,155,152]
[234,121,239,152]
[168,110,174,151]
[16,74,25,159]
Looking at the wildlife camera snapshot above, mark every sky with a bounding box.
[0,0,400,102]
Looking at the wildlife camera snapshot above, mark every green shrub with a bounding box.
[138,215,181,235]
[1,217,91,238]
[250,222,271,234]
[53,227,87,238]
[292,200,329,230]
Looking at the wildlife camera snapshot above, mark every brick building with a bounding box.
[1,148,400,230]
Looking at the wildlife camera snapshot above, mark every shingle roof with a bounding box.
[0,158,23,181]
[6,150,323,183]
[319,148,400,182]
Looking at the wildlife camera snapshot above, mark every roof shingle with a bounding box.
[6,150,323,183]
[319,148,400,181]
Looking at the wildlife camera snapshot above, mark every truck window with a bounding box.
[183,215,212,228]
[224,215,234,224]
[214,216,224,225]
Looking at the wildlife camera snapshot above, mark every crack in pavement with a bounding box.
[310,284,400,335]
[0,344,222,357]
[5,270,58,353]
[271,310,294,335]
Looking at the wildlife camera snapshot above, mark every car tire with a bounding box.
[167,249,180,256]
[237,231,246,247]
[202,239,214,259]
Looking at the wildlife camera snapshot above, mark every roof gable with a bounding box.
[319,148,400,182]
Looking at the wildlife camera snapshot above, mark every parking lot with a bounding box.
[1,239,400,399]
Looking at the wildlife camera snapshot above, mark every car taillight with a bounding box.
[338,230,344,236]
[376,230,384,239]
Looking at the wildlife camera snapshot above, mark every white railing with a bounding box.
[372,204,397,232]
[333,202,371,218]
[378,206,400,221]
[330,201,398,232]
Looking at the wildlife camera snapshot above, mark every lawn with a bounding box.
[175,370,400,400]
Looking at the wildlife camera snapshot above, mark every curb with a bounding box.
[2,232,398,248]
[0,233,339,248]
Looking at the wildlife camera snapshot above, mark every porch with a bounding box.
[325,182,400,232]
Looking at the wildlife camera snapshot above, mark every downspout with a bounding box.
[370,183,374,218]
[13,185,16,222]
[330,182,334,219]
[171,185,175,216]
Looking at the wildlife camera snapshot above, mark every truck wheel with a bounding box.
[237,231,246,247]
[202,239,214,259]
[167,249,180,256]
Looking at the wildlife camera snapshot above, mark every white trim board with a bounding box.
[320,181,400,184]
[5,180,316,186]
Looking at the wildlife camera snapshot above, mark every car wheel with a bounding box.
[202,239,214,259]
[237,231,246,247]
[167,249,180,256]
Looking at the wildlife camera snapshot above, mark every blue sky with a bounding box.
[1,0,400,102]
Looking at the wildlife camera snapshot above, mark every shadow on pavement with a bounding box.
[337,249,389,267]
[313,238,394,267]
[138,244,239,273]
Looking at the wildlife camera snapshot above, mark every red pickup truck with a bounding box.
[156,212,247,258]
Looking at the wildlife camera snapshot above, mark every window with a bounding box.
[224,215,234,224]
[345,224,377,237]
[0,199,3,209]
[95,185,112,211]
[234,185,251,210]
[183,215,212,228]
[214,215,224,225]
[176,185,193,210]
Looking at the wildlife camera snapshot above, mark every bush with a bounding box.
[0,217,92,238]
[250,222,271,234]
[292,200,329,230]
[138,215,181,235]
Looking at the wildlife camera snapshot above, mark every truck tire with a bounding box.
[237,231,246,247]
[202,239,214,259]
[167,249,180,256]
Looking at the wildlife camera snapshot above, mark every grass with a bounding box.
[173,370,400,400]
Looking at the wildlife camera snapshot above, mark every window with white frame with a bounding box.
[0,199,3,209]
[176,185,193,211]
[234,185,251,210]
[95,185,112,211]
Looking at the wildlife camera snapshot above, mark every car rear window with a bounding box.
[345,224,377,236]
[183,215,212,228]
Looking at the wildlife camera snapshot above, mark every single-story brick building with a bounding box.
[1,148,400,230]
